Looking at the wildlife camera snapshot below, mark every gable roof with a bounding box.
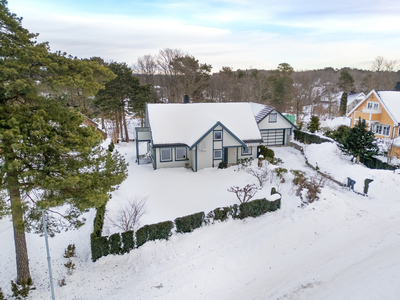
[347,90,400,124]
[147,103,262,147]
[347,92,366,106]
[249,102,274,123]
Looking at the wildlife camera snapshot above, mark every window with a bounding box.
[367,102,379,110]
[242,146,252,155]
[214,131,222,140]
[382,125,390,136]
[375,125,382,134]
[176,147,186,161]
[214,150,222,159]
[160,148,172,162]
[269,113,277,123]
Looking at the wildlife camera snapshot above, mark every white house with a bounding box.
[135,102,296,172]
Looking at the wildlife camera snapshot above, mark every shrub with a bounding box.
[136,221,174,247]
[227,184,258,203]
[218,161,227,169]
[91,235,109,262]
[109,233,122,255]
[63,244,76,259]
[259,145,274,159]
[274,167,288,182]
[324,125,349,143]
[246,165,269,187]
[11,278,32,298]
[237,158,252,170]
[294,130,330,144]
[107,196,147,232]
[58,277,66,287]
[64,260,75,276]
[0,287,4,300]
[307,115,320,133]
[213,207,231,222]
[175,212,204,233]
[121,230,135,254]
[238,198,281,219]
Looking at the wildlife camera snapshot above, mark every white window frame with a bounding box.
[175,147,186,161]
[242,146,252,155]
[367,102,379,110]
[382,125,390,136]
[214,149,222,159]
[269,113,277,123]
[214,130,222,140]
[160,148,172,162]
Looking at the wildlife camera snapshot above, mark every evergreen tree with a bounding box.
[339,118,379,163]
[266,63,294,112]
[307,115,320,133]
[337,69,354,116]
[0,1,127,285]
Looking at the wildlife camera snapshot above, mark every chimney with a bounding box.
[395,82,400,91]
[183,94,189,103]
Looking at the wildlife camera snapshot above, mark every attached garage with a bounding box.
[261,129,285,145]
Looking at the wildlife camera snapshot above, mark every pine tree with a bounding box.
[339,118,379,163]
[307,115,320,133]
[337,69,354,116]
[0,1,127,285]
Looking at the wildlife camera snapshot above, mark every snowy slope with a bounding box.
[1,142,399,300]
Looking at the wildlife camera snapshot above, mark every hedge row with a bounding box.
[91,196,281,261]
[360,156,395,170]
[294,130,331,144]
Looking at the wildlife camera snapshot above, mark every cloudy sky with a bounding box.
[7,0,400,72]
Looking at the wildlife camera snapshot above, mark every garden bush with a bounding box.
[259,145,274,159]
[324,125,349,143]
[294,130,330,144]
[213,207,231,222]
[175,212,204,233]
[109,233,122,255]
[238,198,281,219]
[136,221,174,247]
[91,235,109,261]
[92,204,106,238]
[121,230,135,254]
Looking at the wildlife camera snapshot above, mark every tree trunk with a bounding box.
[356,155,360,164]
[8,172,32,284]
[122,107,129,143]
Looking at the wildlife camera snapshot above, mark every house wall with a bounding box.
[155,147,192,169]
[258,110,293,145]
[350,93,398,139]
[390,145,400,159]
[197,130,214,171]
[237,146,258,160]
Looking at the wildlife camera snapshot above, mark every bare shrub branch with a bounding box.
[227,184,258,203]
[108,196,148,231]
[245,164,269,187]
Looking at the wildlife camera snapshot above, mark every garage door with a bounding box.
[261,129,285,145]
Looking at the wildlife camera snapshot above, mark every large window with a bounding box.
[160,148,172,162]
[175,147,186,161]
[382,125,390,136]
[242,146,252,155]
[374,124,390,136]
[367,102,379,110]
[214,130,222,140]
[214,150,222,159]
[269,113,277,123]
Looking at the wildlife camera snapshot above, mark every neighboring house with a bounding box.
[347,90,400,158]
[346,91,366,113]
[135,102,296,171]
[81,114,108,140]
[249,102,296,146]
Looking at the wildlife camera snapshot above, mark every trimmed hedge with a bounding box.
[136,221,174,247]
[213,207,231,222]
[91,235,109,262]
[175,212,204,233]
[294,130,330,144]
[109,233,122,255]
[360,156,395,170]
[92,204,106,238]
[238,198,281,219]
[121,230,135,254]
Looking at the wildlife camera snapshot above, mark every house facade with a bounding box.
[347,90,400,140]
[136,102,296,171]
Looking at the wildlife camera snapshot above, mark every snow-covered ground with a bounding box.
[1,141,399,300]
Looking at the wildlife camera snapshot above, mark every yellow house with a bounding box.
[347,90,400,159]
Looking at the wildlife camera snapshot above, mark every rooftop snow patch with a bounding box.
[376,91,400,123]
[248,102,274,123]
[147,103,262,147]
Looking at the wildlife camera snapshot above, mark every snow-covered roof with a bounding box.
[147,103,262,147]
[347,90,400,124]
[248,102,274,123]
[376,91,400,124]
[347,92,366,106]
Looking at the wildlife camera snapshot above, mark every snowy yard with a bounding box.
[1,141,400,299]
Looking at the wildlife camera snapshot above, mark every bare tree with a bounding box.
[227,184,258,203]
[107,196,148,231]
[245,164,269,187]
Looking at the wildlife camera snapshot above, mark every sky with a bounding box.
[7,0,400,73]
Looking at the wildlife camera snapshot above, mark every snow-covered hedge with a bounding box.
[175,212,205,233]
[294,130,331,144]
[136,221,174,247]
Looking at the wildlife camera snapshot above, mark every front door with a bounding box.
[227,147,237,165]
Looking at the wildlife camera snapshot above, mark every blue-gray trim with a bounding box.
[214,130,222,140]
[195,146,198,172]
[214,149,223,159]
[189,121,246,150]
[160,148,173,162]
